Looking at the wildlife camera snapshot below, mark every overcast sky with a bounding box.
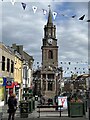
[0,0,90,77]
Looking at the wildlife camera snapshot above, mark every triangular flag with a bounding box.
[53,12,57,20]
[79,15,85,20]
[67,67,69,70]
[72,15,76,18]
[42,9,47,15]
[32,6,37,13]
[87,20,90,22]
[11,0,15,5]
[75,67,77,70]
[21,2,26,10]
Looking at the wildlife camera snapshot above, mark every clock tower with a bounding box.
[41,7,61,98]
[42,7,58,69]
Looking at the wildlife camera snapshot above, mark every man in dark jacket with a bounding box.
[8,94,17,120]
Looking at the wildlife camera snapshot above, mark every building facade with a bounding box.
[0,42,15,104]
[14,50,23,101]
[12,44,34,99]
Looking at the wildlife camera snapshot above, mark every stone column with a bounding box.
[46,74,48,91]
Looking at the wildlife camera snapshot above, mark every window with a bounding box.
[7,58,10,72]
[48,50,53,59]
[48,74,54,79]
[2,56,5,71]
[48,82,53,91]
[11,60,14,73]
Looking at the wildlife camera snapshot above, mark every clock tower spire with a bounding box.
[47,5,53,25]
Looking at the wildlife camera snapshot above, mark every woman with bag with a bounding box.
[7,93,17,120]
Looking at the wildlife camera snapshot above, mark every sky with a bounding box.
[0,0,90,77]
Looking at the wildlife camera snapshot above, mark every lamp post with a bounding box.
[55,72,58,96]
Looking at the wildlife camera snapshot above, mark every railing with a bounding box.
[37,105,63,118]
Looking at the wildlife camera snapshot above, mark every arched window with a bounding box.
[48,50,53,59]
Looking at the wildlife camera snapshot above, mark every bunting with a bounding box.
[53,12,57,20]
[79,15,85,20]
[87,20,90,22]
[21,2,26,10]
[1,2,89,22]
[11,0,15,5]
[60,60,88,76]
[42,9,47,15]
[71,15,76,18]
[32,6,37,13]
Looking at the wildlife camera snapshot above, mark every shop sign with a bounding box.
[6,78,14,88]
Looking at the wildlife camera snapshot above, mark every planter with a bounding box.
[68,102,84,117]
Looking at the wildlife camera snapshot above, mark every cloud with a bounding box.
[1,1,89,76]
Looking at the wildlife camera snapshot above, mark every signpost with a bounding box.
[58,96,68,110]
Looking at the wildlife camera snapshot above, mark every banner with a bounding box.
[58,96,67,109]
[3,77,7,86]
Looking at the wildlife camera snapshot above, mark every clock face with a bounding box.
[48,33,51,37]
[48,39,52,44]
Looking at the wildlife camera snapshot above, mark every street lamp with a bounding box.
[55,71,59,96]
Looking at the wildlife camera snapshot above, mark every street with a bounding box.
[1,100,88,120]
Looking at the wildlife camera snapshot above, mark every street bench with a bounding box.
[37,105,63,118]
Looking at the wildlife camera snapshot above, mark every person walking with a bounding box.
[7,93,17,120]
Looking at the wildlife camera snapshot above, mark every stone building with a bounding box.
[41,8,63,98]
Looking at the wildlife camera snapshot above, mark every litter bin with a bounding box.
[32,97,35,110]
[20,101,29,118]
[28,99,33,113]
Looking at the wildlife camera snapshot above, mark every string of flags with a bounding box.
[1,1,90,22]
[60,61,88,65]
[59,61,88,75]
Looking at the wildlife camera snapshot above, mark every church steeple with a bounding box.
[47,5,53,24]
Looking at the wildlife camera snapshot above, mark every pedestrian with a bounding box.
[7,93,17,120]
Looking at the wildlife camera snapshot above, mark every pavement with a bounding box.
[1,101,89,120]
